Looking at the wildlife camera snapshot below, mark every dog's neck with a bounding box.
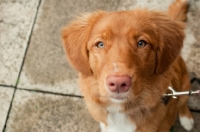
[101,104,137,132]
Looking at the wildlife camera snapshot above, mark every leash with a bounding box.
[164,86,200,98]
[161,86,200,105]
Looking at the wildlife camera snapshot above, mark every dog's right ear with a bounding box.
[62,11,105,76]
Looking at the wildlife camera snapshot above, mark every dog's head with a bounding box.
[62,9,185,108]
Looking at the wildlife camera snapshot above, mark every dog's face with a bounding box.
[62,9,185,107]
[87,11,160,103]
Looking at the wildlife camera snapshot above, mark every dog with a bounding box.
[62,0,194,131]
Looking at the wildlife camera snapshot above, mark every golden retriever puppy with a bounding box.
[62,0,193,131]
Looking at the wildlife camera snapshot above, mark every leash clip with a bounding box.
[168,86,177,99]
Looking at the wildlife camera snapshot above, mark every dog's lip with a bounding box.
[100,93,128,102]
[109,96,127,103]
[110,94,127,100]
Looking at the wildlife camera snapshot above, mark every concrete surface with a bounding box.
[0,0,40,86]
[182,0,200,77]
[188,76,200,111]
[0,0,200,132]
[5,90,100,132]
[0,87,14,132]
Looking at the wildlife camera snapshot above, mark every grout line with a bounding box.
[2,89,16,132]
[2,0,42,131]
[15,0,42,88]
[0,84,83,98]
[0,84,15,89]
[17,87,84,98]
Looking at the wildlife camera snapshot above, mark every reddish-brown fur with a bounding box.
[62,0,193,131]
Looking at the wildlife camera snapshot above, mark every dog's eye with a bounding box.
[137,40,147,48]
[96,42,104,48]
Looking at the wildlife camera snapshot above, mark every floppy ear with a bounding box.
[62,11,105,76]
[153,12,185,74]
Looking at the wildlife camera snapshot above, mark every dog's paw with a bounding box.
[179,116,194,131]
[100,122,107,132]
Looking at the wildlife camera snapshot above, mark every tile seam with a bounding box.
[15,0,42,88]
[0,84,15,89]
[2,0,42,131]
[17,87,84,98]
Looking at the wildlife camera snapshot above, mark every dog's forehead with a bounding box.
[93,10,154,36]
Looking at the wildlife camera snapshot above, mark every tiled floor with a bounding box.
[5,90,100,132]
[0,87,14,132]
[0,0,199,132]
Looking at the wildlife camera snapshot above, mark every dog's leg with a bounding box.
[179,102,194,131]
[178,72,194,131]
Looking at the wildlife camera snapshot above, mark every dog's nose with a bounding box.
[106,75,132,93]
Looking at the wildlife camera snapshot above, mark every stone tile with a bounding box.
[174,112,200,132]
[5,89,100,132]
[182,0,200,77]
[18,0,174,95]
[0,87,14,132]
[0,0,40,86]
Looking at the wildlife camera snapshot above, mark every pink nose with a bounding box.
[106,75,132,93]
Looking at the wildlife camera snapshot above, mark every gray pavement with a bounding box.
[0,0,200,132]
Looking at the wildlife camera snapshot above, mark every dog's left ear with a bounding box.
[153,12,185,74]
[62,11,105,76]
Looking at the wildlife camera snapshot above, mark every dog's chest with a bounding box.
[100,105,137,132]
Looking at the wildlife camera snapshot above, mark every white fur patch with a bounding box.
[100,122,107,132]
[100,105,136,132]
[179,116,194,131]
[113,63,118,72]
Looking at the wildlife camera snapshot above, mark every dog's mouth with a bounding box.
[100,93,128,103]
[111,95,126,100]
[109,93,128,103]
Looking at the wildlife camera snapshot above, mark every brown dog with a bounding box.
[62,0,194,131]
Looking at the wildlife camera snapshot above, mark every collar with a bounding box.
[161,86,175,105]
[161,96,171,105]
